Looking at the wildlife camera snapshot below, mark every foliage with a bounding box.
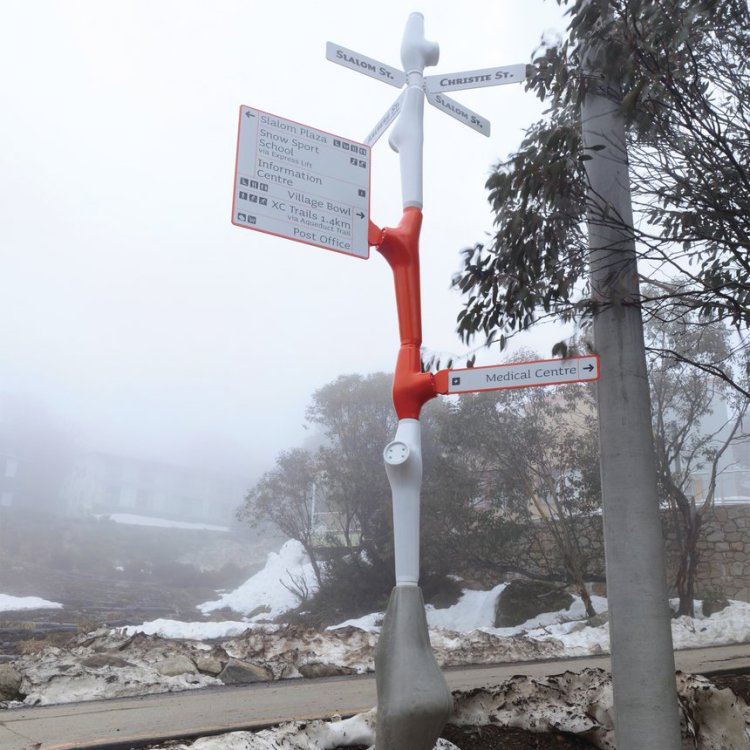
[241,373,481,617]
[306,373,397,571]
[453,0,750,391]
[239,447,324,586]
[438,370,601,615]
[241,366,604,621]
[645,307,749,614]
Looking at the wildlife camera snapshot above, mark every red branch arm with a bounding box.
[370,208,437,420]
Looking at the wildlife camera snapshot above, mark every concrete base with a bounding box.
[374,585,453,750]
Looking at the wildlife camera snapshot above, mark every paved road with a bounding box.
[2,644,749,750]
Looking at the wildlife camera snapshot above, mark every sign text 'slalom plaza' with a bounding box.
[232,106,371,259]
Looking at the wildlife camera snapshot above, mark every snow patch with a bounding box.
[102,513,229,532]
[0,593,62,612]
[198,540,319,620]
[120,619,253,640]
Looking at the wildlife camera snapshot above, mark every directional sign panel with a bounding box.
[366,91,405,146]
[437,355,600,395]
[232,106,371,259]
[326,42,406,89]
[426,92,490,136]
[424,63,528,94]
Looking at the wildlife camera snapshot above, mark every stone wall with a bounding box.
[689,505,750,602]
[516,504,750,603]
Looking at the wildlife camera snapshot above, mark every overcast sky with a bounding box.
[0,1,567,479]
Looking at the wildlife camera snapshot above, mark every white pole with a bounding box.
[374,17,451,750]
[384,419,422,585]
[388,12,439,209]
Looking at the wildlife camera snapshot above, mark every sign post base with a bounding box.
[374,585,452,750]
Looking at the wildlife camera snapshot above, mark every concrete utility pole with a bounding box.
[580,9,682,749]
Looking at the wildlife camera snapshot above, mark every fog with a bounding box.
[0,1,566,486]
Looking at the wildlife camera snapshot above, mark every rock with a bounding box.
[564,612,608,634]
[702,597,730,617]
[218,658,273,684]
[587,612,609,628]
[194,653,225,676]
[244,605,271,620]
[494,579,574,627]
[0,664,23,701]
[156,655,197,677]
[82,654,133,669]
[298,662,357,679]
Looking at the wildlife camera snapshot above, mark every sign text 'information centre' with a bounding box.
[232,106,371,259]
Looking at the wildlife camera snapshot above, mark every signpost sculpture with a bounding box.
[366,20,451,750]
[329,14,529,750]
[234,12,597,749]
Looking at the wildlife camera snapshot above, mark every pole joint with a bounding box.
[375,208,436,419]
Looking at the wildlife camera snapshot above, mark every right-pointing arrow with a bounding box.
[583,364,595,372]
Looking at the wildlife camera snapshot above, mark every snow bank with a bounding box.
[425,583,507,631]
[120,619,253,640]
[0,593,62,612]
[138,670,750,750]
[162,537,750,660]
[672,602,750,649]
[198,540,318,620]
[142,709,461,750]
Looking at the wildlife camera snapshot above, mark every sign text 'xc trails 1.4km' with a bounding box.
[232,106,371,259]
[435,355,600,395]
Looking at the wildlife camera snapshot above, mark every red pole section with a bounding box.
[374,207,437,420]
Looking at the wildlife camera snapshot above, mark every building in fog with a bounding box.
[64,452,248,525]
[687,403,750,505]
[0,395,74,516]
[0,445,19,510]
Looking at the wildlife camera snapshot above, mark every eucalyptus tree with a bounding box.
[453,0,750,391]
[646,308,749,615]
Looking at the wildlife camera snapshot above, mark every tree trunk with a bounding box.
[675,510,702,617]
[582,25,681,747]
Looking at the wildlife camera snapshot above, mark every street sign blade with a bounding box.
[424,63,527,94]
[326,42,406,89]
[232,106,371,259]
[365,91,406,146]
[437,355,600,395]
[426,92,490,137]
